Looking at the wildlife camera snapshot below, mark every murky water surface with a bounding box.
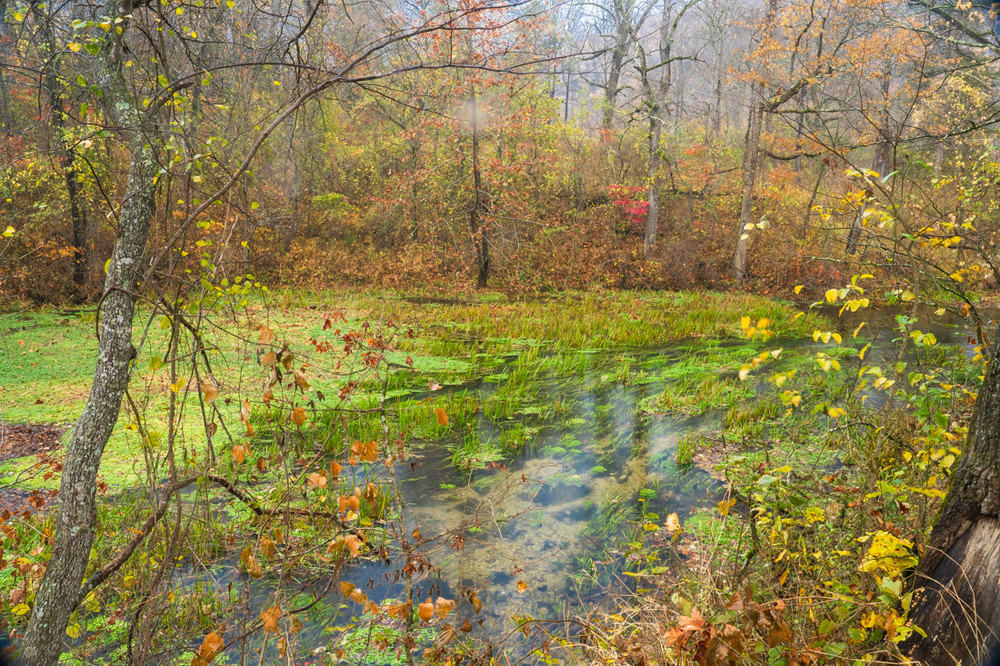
[168,306,985,664]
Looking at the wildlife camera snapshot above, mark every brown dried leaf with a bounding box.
[678,607,705,632]
[435,408,448,427]
[294,371,310,390]
[261,351,277,367]
[231,445,247,464]
[245,555,263,579]
[339,582,355,598]
[260,606,280,633]
[258,326,274,345]
[201,383,218,403]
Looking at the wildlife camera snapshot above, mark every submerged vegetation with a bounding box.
[0,283,989,664]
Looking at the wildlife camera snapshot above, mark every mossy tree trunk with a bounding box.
[18,1,159,662]
[907,334,1000,664]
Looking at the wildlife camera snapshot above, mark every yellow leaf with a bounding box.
[66,623,81,639]
[794,285,803,294]
[825,289,838,304]
[664,513,681,532]
[740,316,751,330]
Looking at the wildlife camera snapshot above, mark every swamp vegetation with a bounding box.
[0,288,990,664]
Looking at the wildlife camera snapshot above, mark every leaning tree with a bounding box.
[3,0,542,661]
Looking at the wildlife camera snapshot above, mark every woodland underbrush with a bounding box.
[582,298,987,665]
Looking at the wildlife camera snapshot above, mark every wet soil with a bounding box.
[0,423,62,514]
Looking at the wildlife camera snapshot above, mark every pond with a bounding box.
[124,305,986,664]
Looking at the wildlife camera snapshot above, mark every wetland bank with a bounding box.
[0,290,983,664]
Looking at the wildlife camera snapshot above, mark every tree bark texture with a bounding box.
[733,95,763,283]
[907,335,1000,665]
[469,89,489,288]
[732,0,777,283]
[19,3,159,661]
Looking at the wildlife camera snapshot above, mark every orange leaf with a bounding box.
[344,534,362,556]
[232,445,247,464]
[435,408,448,427]
[260,606,280,633]
[418,598,434,622]
[191,631,224,666]
[434,596,454,619]
[200,383,218,403]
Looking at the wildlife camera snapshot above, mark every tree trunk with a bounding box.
[19,4,159,662]
[469,89,489,288]
[906,336,1000,665]
[732,0,776,283]
[644,108,661,258]
[847,75,892,256]
[0,0,11,135]
[602,5,630,134]
[34,4,90,287]
[733,96,763,283]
